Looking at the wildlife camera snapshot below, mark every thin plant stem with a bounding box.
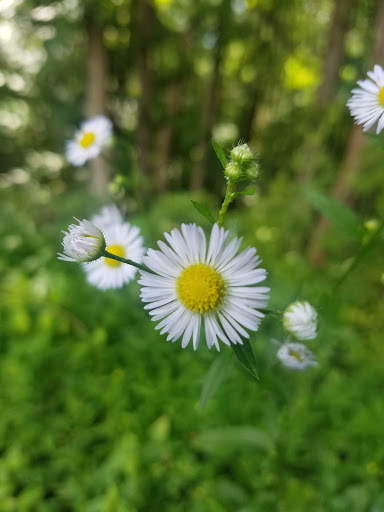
[217,181,234,227]
[103,250,155,274]
[334,215,384,290]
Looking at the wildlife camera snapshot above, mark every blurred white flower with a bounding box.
[347,65,384,134]
[277,342,318,370]
[283,301,318,340]
[139,223,270,351]
[58,219,106,263]
[65,115,112,166]
[91,204,124,230]
[82,206,145,290]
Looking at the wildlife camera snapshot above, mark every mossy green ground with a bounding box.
[1,187,383,511]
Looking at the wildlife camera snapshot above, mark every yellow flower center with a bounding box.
[79,132,95,148]
[289,349,303,362]
[176,263,226,314]
[378,87,384,107]
[104,244,125,267]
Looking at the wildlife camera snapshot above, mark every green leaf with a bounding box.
[193,426,273,453]
[231,187,256,200]
[212,138,228,169]
[200,354,232,410]
[191,200,215,224]
[231,338,259,379]
[302,187,363,240]
[364,132,384,150]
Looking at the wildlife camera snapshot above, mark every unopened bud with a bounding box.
[224,161,242,181]
[244,161,260,181]
[230,143,254,165]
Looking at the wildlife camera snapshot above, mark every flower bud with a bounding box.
[283,301,318,340]
[230,143,253,165]
[224,161,243,181]
[58,219,106,263]
[244,161,260,181]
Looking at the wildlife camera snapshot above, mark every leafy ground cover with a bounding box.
[1,187,383,511]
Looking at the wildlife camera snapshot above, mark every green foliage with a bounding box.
[191,200,215,224]
[231,338,259,380]
[1,187,384,511]
[212,139,228,170]
[302,187,364,240]
[200,353,232,410]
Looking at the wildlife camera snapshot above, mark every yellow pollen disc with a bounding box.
[104,244,125,267]
[79,132,95,148]
[378,87,384,107]
[176,263,226,314]
[289,350,303,362]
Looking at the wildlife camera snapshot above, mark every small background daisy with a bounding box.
[83,206,145,290]
[277,341,318,370]
[65,115,113,166]
[347,64,384,134]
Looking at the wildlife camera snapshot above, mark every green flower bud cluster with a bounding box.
[224,143,260,182]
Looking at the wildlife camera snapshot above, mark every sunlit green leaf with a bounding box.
[212,139,228,169]
[231,338,259,379]
[200,353,232,410]
[302,187,363,240]
[191,200,215,224]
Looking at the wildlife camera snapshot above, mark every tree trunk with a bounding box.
[317,0,354,106]
[241,86,261,143]
[308,0,384,263]
[154,80,183,194]
[190,0,230,191]
[85,17,110,199]
[136,0,156,196]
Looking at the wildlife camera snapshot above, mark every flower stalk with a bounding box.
[217,181,235,227]
[103,250,155,274]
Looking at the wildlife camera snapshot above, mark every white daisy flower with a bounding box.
[139,223,270,351]
[58,219,106,263]
[277,342,318,370]
[347,64,384,134]
[283,301,318,341]
[83,208,145,290]
[91,204,124,230]
[65,115,113,166]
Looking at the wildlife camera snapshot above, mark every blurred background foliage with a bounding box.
[1,0,384,510]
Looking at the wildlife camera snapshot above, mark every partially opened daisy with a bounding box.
[347,64,384,134]
[58,219,106,263]
[65,115,113,166]
[277,342,318,370]
[139,223,270,351]
[83,206,145,290]
[283,301,318,341]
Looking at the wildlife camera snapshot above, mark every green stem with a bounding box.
[103,250,155,274]
[334,215,384,290]
[217,181,234,227]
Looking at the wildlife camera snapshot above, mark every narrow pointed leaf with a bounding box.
[212,139,228,169]
[191,200,215,224]
[302,187,363,240]
[231,338,259,379]
[200,354,232,410]
[231,187,256,200]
